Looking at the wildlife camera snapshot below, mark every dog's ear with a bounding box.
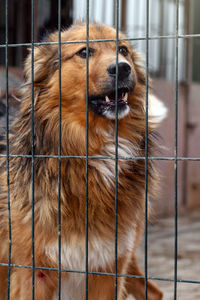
[24,34,58,86]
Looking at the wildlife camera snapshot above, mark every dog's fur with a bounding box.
[0,23,165,299]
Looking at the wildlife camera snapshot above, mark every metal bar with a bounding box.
[85,1,90,299]
[31,1,35,299]
[57,0,62,299]
[1,33,200,48]
[114,0,120,299]
[5,0,11,298]
[174,0,179,299]
[182,0,191,207]
[0,261,200,285]
[144,0,150,298]
[0,154,200,161]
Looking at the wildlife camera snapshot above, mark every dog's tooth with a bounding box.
[105,96,110,103]
[122,93,128,102]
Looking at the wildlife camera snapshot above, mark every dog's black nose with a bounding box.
[107,62,131,80]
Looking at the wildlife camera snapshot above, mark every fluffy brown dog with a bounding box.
[0,23,165,299]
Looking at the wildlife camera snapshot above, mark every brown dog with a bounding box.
[0,23,165,299]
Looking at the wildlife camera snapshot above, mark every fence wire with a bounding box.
[5,0,11,299]
[58,0,62,299]
[31,1,36,300]
[1,0,200,300]
[174,1,180,299]
[144,0,150,298]
[85,1,90,299]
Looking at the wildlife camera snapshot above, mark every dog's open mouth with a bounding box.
[88,88,130,119]
[104,89,128,104]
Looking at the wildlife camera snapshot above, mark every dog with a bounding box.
[0,22,166,299]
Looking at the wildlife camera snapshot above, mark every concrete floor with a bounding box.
[137,212,200,300]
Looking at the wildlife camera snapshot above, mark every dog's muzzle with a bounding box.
[88,61,135,119]
[107,61,131,81]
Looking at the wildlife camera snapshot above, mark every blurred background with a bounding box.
[0,0,199,298]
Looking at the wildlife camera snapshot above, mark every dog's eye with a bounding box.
[119,46,129,57]
[76,47,95,59]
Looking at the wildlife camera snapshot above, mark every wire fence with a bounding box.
[0,0,200,300]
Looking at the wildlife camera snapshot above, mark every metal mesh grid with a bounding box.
[1,0,200,299]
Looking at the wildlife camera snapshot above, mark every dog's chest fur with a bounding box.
[47,229,135,300]
[46,228,135,271]
[89,130,139,186]
[52,275,85,300]
[47,132,137,299]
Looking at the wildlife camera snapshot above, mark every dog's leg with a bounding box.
[125,253,163,300]
[0,266,8,300]
[88,273,127,300]
[88,256,127,300]
[88,273,116,300]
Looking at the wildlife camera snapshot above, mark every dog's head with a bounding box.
[24,23,147,123]
[64,24,138,120]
